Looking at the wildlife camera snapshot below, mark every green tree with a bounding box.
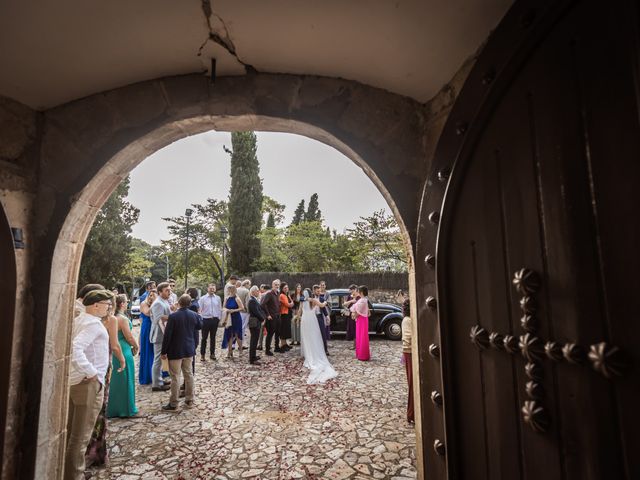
[291,200,305,225]
[148,245,172,283]
[120,238,155,297]
[161,198,229,288]
[127,238,154,278]
[328,233,364,272]
[346,209,407,271]
[304,193,322,222]
[262,195,285,226]
[284,221,333,271]
[227,132,263,274]
[78,177,140,288]
[254,226,288,272]
[266,212,276,228]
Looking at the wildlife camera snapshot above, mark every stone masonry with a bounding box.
[92,335,416,480]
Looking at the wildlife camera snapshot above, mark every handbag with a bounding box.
[293,303,302,322]
[161,356,170,373]
[220,308,230,328]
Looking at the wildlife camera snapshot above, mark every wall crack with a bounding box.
[198,0,257,74]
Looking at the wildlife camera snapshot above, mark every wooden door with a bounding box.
[415,0,640,478]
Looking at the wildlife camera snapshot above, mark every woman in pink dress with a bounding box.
[350,285,370,361]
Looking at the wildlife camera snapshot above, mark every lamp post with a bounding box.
[184,208,193,290]
[220,225,228,287]
[165,251,170,280]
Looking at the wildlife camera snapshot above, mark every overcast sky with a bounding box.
[126,131,392,245]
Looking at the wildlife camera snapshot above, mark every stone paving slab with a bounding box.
[91,334,416,480]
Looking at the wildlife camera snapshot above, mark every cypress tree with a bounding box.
[304,193,321,222]
[291,200,305,225]
[266,212,276,228]
[227,132,263,274]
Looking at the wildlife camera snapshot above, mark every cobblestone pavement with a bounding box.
[91,333,416,480]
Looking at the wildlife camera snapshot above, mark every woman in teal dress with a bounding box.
[107,294,140,418]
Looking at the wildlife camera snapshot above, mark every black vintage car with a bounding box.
[325,288,404,340]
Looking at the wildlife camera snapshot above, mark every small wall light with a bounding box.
[11,228,25,249]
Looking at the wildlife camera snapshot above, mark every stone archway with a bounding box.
[27,73,439,479]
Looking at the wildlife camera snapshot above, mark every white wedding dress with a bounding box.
[300,295,338,384]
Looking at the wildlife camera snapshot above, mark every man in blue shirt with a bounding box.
[161,294,202,410]
[198,283,222,361]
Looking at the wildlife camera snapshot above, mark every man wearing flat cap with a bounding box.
[64,289,113,480]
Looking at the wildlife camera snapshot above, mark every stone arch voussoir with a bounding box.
[34,72,427,478]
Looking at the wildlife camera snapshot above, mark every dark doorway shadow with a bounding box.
[0,202,17,465]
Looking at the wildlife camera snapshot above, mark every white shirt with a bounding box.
[402,316,412,353]
[69,312,110,386]
[198,293,222,318]
[168,292,178,306]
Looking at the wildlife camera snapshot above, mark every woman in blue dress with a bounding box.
[138,282,156,384]
[221,285,245,359]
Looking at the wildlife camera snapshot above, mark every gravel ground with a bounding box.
[90,331,416,480]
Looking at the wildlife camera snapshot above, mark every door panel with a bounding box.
[415,0,640,478]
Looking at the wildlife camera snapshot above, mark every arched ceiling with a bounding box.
[0,0,512,110]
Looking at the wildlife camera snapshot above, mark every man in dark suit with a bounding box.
[260,279,281,356]
[161,294,202,411]
[247,286,266,364]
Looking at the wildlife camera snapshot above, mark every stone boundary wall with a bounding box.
[251,271,408,304]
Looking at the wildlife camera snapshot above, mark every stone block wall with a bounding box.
[0,96,40,479]
[251,271,409,304]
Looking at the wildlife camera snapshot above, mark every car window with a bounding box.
[330,295,341,308]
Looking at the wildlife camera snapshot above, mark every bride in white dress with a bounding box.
[300,289,338,384]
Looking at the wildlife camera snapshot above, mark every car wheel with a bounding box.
[384,320,402,340]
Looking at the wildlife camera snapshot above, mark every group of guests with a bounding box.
[65,276,407,479]
[136,277,344,382]
[66,281,206,479]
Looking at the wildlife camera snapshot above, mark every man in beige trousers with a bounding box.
[64,289,113,480]
[161,294,202,410]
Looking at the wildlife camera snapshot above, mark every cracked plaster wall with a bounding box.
[0,66,473,479]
